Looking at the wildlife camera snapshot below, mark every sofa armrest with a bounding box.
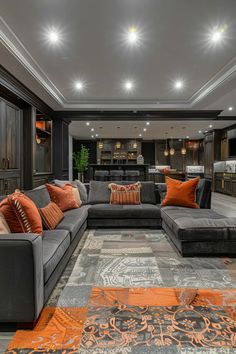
[0,233,44,323]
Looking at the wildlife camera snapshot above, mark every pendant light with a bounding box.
[181,127,187,155]
[115,141,121,149]
[132,139,138,149]
[169,127,175,156]
[164,132,169,156]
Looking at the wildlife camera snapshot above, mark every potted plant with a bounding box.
[73,145,89,182]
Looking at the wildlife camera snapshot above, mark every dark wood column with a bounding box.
[52,119,70,180]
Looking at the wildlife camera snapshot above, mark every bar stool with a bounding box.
[94,170,109,181]
[125,170,140,181]
[109,170,124,181]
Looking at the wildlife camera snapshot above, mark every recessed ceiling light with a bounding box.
[95,134,99,137]
[48,30,60,43]
[124,81,134,91]
[174,80,184,89]
[139,134,142,137]
[127,26,139,45]
[186,135,189,139]
[91,135,94,138]
[75,81,84,90]
[198,130,202,134]
[209,124,213,128]
[146,122,150,125]
[210,25,227,43]
[91,128,94,131]
[143,128,147,131]
[86,122,90,126]
[228,106,234,111]
[204,130,208,133]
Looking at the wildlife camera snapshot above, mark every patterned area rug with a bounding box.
[5,229,236,353]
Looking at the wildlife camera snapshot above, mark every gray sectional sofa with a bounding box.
[1,178,235,325]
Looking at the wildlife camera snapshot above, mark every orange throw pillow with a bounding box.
[39,202,64,230]
[108,182,141,205]
[161,177,199,208]
[0,191,43,235]
[46,184,79,211]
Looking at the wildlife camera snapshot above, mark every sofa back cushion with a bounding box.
[88,180,157,204]
[25,185,51,208]
[88,181,111,204]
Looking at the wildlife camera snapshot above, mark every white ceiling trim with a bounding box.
[1,17,236,110]
[0,17,65,106]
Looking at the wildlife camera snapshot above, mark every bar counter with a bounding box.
[88,164,149,181]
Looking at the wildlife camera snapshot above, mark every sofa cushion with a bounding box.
[88,181,157,205]
[161,207,236,241]
[88,203,161,219]
[88,181,111,204]
[42,229,70,283]
[56,205,89,241]
[24,185,51,208]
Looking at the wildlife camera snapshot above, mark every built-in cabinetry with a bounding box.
[97,139,141,165]
[0,98,22,195]
[204,131,221,182]
[215,172,236,197]
[34,111,53,187]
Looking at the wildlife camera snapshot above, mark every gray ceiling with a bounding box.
[69,120,234,140]
[1,0,236,113]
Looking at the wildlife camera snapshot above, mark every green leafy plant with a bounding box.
[73,145,89,173]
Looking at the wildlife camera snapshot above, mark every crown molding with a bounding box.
[1,16,236,110]
[0,16,65,106]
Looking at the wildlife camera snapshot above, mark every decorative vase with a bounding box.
[78,172,84,183]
